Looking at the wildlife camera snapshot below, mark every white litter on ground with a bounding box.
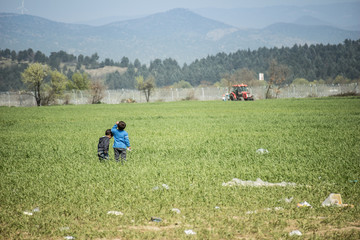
[322,193,342,206]
[107,211,123,216]
[289,230,302,236]
[64,236,75,240]
[153,184,170,191]
[32,207,40,212]
[246,210,258,214]
[23,207,40,216]
[171,208,181,214]
[184,229,196,235]
[256,148,269,154]
[222,178,297,187]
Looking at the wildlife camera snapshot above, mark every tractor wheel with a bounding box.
[229,94,235,101]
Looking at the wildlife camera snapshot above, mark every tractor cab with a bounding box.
[229,83,254,101]
[232,84,249,94]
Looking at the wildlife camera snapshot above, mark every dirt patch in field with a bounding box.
[283,218,360,238]
[84,66,127,79]
[127,224,180,232]
[305,222,360,237]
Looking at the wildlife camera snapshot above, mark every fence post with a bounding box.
[80,90,83,104]
[293,85,296,97]
[7,92,10,107]
[19,91,22,106]
[72,90,76,104]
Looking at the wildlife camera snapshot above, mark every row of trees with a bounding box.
[1,39,359,94]
[103,39,360,91]
[20,63,102,106]
[0,48,134,70]
[20,62,158,106]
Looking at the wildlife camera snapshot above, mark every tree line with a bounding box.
[1,39,359,93]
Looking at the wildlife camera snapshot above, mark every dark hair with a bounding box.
[117,121,126,130]
[105,129,112,136]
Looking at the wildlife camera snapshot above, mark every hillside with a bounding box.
[193,1,360,30]
[0,8,359,64]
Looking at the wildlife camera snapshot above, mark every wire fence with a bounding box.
[0,83,358,107]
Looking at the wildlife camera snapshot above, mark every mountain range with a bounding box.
[193,1,360,31]
[0,4,359,64]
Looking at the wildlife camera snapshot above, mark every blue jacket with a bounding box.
[111,124,130,149]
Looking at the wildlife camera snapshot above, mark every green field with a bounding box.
[1,98,359,239]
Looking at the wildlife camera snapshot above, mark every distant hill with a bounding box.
[0,8,359,64]
[193,1,360,30]
[292,15,331,26]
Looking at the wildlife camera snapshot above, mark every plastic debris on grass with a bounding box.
[214,206,220,210]
[23,207,40,216]
[151,217,162,222]
[184,229,196,235]
[222,178,296,187]
[322,193,354,207]
[171,208,181,214]
[297,201,312,208]
[64,236,75,240]
[32,207,40,212]
[289,230,302,236]
[256,148,269,154]
[322,193,342,206]
[153,184,170,191]
[246,210,257,214]
[107,211,123,216]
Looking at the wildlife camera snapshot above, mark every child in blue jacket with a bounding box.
[111,121,131,164]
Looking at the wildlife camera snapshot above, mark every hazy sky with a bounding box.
[0,0,357,23]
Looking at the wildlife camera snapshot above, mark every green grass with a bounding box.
[1,98,360,239]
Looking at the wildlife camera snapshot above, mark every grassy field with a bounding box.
[0,97,359,239]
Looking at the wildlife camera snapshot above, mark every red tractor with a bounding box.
[229,84,254,101]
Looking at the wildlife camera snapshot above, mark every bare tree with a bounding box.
[136,75,156,102]
[90,80,106,104]
[266,59,291,99]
